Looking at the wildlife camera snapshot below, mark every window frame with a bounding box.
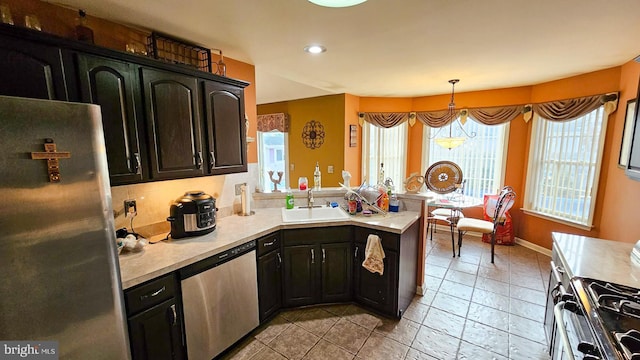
[257,130,290,192]
[421,118,510,200]
[523,108,609,229]
[361,121,409,189]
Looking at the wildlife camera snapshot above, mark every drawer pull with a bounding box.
[195,151,203,169]
[209,151,216,169]
[311,248,315,264]
[140,285,165,301]
[133,153,142,175]
[264,240,276,247]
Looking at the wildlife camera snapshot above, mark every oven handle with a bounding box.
[554,301,576,360]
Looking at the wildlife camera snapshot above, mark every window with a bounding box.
[422,118,509,199]
[362,121,408,189]
[524,107,607,227]
[257,130,289,191]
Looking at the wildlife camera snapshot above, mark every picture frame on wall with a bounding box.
[349,124,357,147]
[619,98,637,167]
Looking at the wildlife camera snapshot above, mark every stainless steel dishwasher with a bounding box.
[180,240,259,360]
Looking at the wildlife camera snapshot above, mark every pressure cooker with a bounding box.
[167,191,216,239]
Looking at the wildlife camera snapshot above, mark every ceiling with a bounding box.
[48,0,640,104]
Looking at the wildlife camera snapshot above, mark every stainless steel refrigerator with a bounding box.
[0,96,130,359]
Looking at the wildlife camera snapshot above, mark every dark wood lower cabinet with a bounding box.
[353,245,398,315]
[283,244,318,307]
[128,298,184,360]
[321,242,352,303]
[257,248,283,322]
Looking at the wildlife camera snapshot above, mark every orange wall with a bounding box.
[258,95,346,188]
[5,0,258,163]
[259,68,639,248]
[344,94,361,184]
[599,62,640,244]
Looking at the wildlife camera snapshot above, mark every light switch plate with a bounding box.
[328,165,334,174]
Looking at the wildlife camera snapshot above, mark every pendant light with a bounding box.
[434,79,473,150]
[308,0,367,7]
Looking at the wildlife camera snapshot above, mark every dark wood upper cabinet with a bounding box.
[75,53,145,185]
[142,68,205,180]
[0,36,67,100]
[0,24,249,183]
[202,80,247,174]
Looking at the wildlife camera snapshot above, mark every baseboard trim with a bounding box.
[515,237,552,257]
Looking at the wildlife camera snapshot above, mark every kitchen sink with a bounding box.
[281,206,350,223]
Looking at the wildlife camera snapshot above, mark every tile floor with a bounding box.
[222,232,552,360]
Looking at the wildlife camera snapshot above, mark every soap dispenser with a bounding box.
[313,162,321,190]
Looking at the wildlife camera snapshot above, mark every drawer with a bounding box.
[283,226,352,246]
[125,273,176,316]
[354,227,399,252]
[257,231,281,257]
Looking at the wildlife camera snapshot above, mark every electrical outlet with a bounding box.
[235,183,245,196]
[124,199,137,218]
[327,165,334,174]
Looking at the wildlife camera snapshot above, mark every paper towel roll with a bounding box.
[241,184,251,216]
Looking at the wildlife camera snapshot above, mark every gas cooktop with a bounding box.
[575,278,640,360]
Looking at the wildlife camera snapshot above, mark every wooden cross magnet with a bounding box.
[31,138,71,182]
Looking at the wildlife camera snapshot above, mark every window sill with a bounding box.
[521,209,594,231]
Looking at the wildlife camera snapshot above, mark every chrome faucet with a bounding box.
[307,189,314,208]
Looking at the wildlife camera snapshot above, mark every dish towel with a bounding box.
[362,234,385,275]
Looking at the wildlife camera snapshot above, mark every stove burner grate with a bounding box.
[616,330,640,360]
[589,282,640,319]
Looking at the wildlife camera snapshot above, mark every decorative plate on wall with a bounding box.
[425,161,463,194]
[302,120,325,149]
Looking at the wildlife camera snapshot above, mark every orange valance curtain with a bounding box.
[360,112,409,128]
[257,113,289,132]
[532,93,618,122]
[358,92,617,128]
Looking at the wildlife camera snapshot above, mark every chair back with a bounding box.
[491,187,516,229]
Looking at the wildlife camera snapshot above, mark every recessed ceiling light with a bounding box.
[304,45,326,54]
[308,0,367,8]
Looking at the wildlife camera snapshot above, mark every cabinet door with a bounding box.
[353,243,398,315]
[141,68,204,180]
[76,53,145,185]
[202,80,247,175]
[0,36,67,100]
[128,298,184,360]
[257,249,283,323]
[321,243,352,303]
[283,245,318,307]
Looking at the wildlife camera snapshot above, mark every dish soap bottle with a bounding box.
[378,162,385,185]
[75,9,94,44]
[286,189,294,209]
[313,162,321,190]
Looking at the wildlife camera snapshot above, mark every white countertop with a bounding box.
[119,207,421,289]
[552,232,640,289]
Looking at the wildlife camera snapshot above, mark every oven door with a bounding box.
[552,300,602,360]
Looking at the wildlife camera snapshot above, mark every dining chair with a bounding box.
[424,161,464,257]
[455,186,516,263]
